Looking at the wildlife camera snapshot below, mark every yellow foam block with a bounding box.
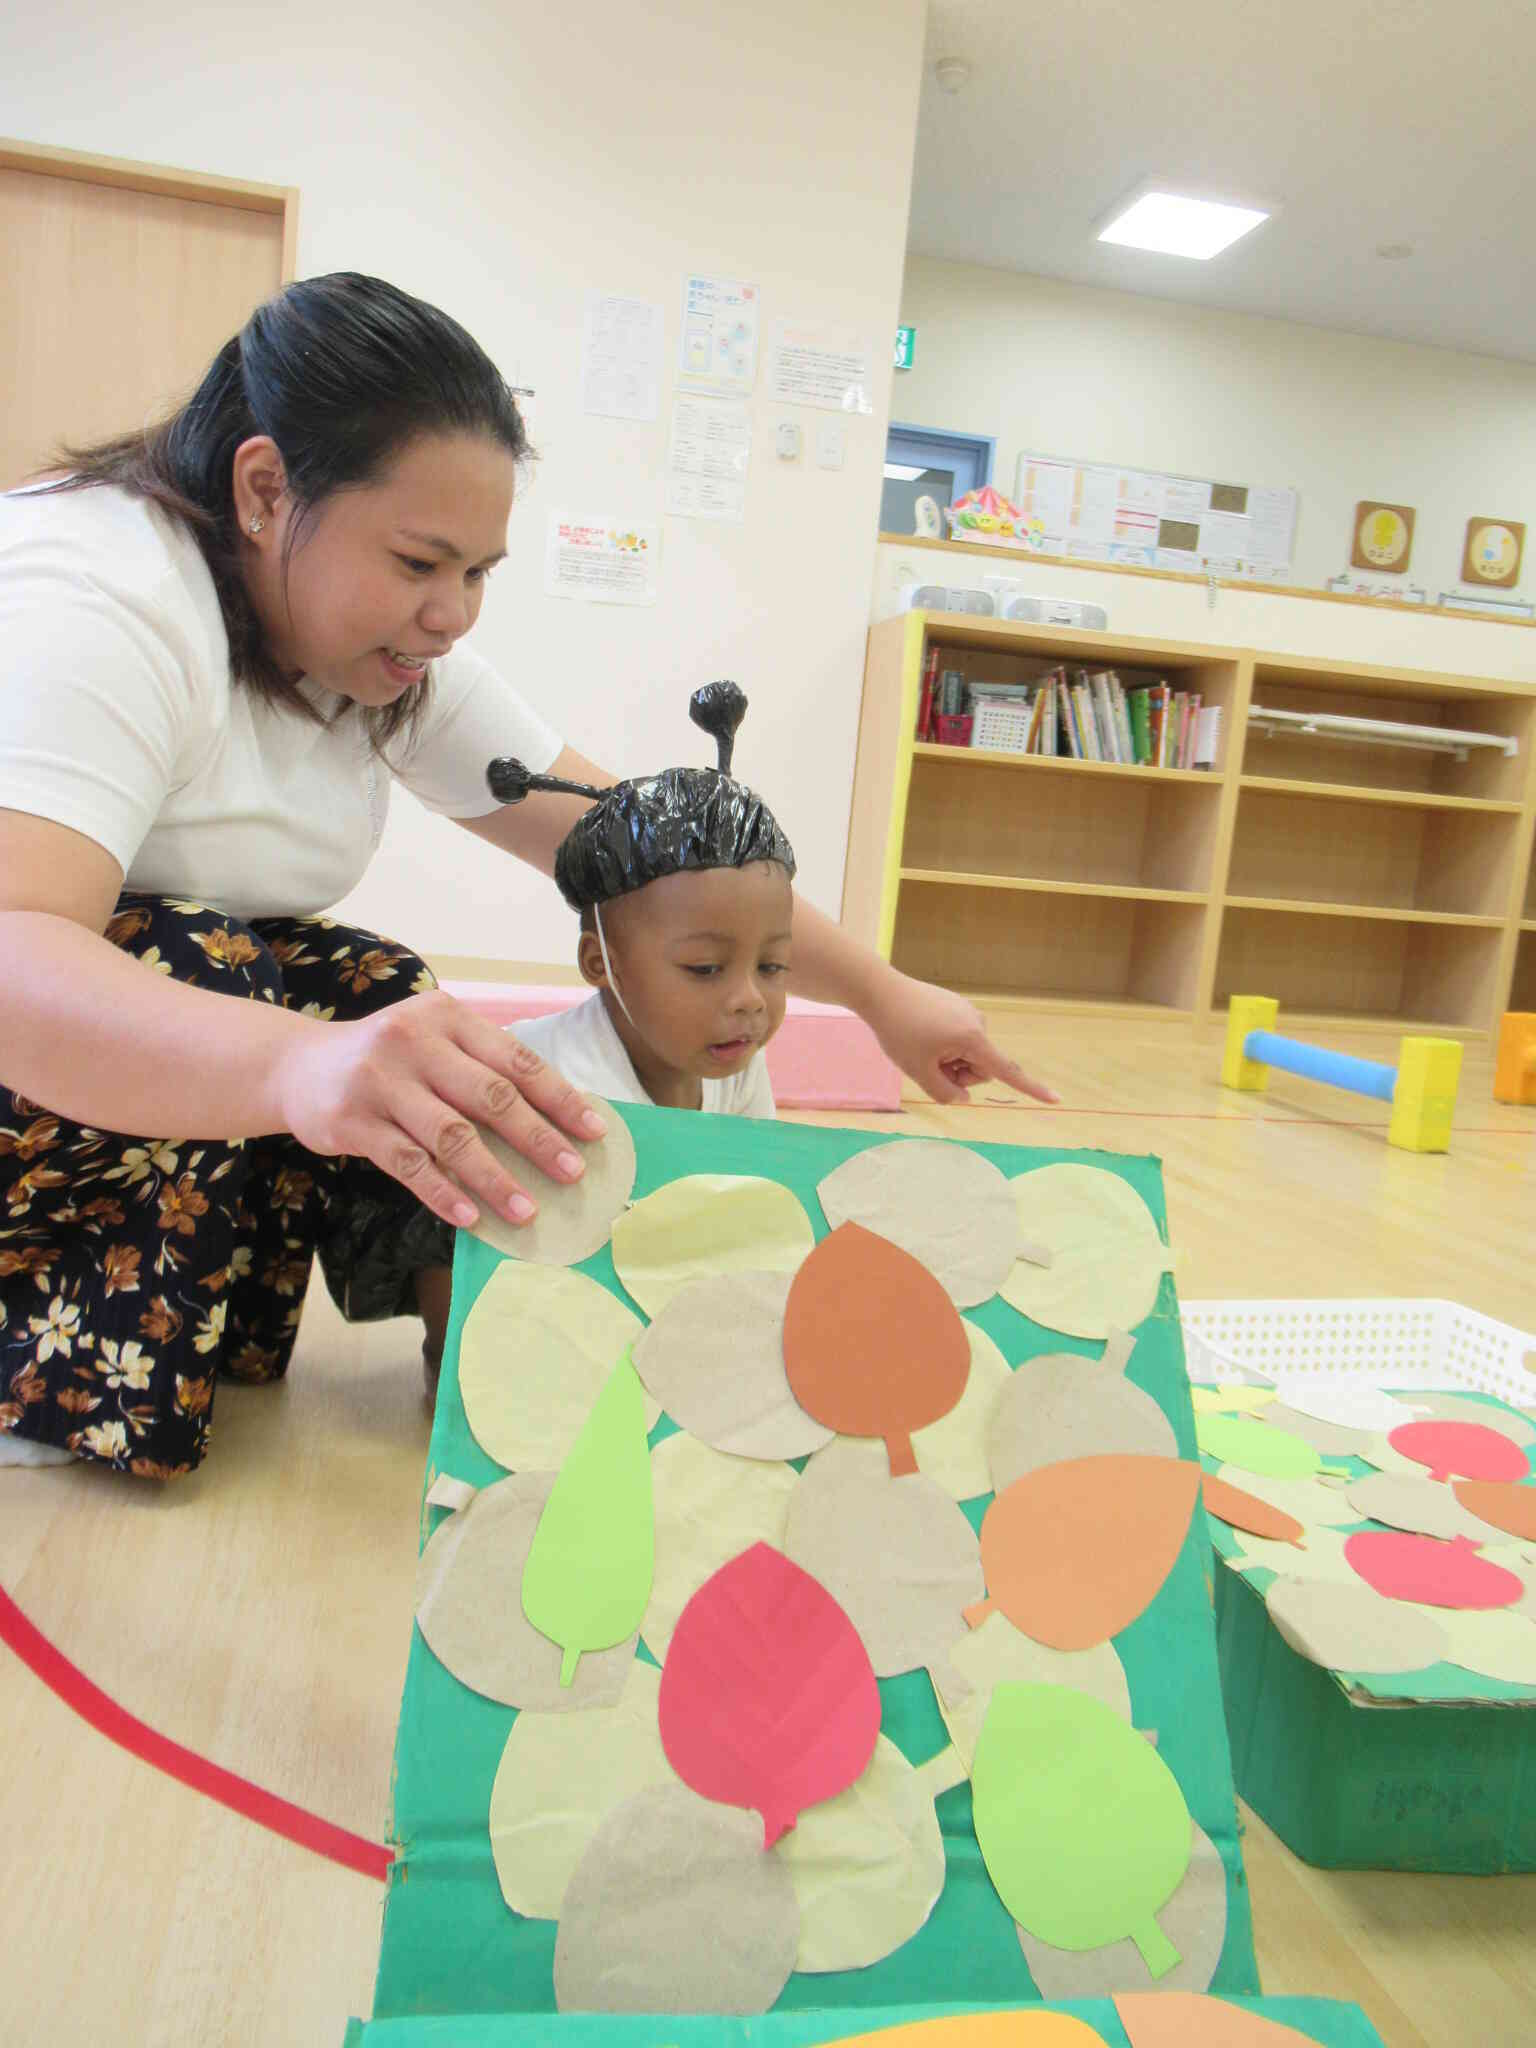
[1221,995,1279,1091]
[1388,1036,1462,1153]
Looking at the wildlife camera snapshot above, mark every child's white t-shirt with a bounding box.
[510,992,776,1118]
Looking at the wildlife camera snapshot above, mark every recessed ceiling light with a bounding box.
[933,57,970,93]
[1376,241,1413,260]
[1098,191,1269,261]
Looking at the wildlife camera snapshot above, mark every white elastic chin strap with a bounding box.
[592,901,637,1028]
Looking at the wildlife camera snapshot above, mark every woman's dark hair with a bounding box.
[43,272,533,747]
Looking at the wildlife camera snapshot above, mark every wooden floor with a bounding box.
[1,1012,1531,2048]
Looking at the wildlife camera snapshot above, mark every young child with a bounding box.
[486,682,794,1116]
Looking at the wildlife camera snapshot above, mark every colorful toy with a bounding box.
[1493,1011,1536,1105]
[945,485,1029,540]
[1221,996,1462,1153]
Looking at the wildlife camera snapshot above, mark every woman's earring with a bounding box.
[248,515,265,535]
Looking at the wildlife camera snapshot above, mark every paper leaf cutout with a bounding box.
[611,1174,815,1319]
[817,1139,1019,1308]
[1346,1471,1494,1544]
[1191,1384,1276,1416]
[818,2016,1108,2047]
[1423,1604,1536,1685]
[642,1434,796,1665]
[1116,1991,1321,2048]
[1200,1473,1305,1549]
[658,1541,880,1847]
[908,1321,1012,1500]
[784,1439,984,1694]
[1017,1820,1227,1996]
[1414,1392,1536,1447]
[522,1356,654,1684]
[1387,1420,1529,1486]
[1195,1413,1327,1482]
[553,1781,799,2015]
[969,1455,1201,1651]
[1453,1478,1536,1545]
[1344,1530,1523,1610]
[1265,1577,1452,1674]
[1226,1526,1356,1586]
[771,1734,945,1972]
[1212,1464,1361,1530]
[416,1471,635,1708]
[631,1269,832,1459]
[459,1263,650,1472]
[1266,1377,1423,1434]
[1001,1163,1172,1339]
[973,1682,1191,1977]
[938,1610,1131,1775]
[488,1661,674,1919]
[469,1092,636,1265]
[783,1221,971,1476]
[989,1344,1176,1496]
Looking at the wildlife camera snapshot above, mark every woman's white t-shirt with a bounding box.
[0,485,562,918]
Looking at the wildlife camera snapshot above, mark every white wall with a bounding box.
[894,256,1536,603]
[2,0,925,964]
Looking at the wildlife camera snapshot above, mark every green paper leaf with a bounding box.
[521,1355,654,1686]
[972,1681,1191,1976]
[1195,1412,1323,1481]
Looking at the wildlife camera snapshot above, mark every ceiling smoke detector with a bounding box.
[934,57,971,93]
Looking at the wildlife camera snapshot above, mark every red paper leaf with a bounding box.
[658,1541,880,1848]
[1343,1530,1524,1610]
[1387,1420,1528,1486]
[783,1221,970,1475]
[966,1455,1202,1651]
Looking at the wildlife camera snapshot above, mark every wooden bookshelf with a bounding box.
[842,614,1536,1034]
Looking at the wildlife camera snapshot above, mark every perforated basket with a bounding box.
[1181,1298,1536,1408]
[969,698,1035,753]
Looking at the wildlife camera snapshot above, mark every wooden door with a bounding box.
[0,138,299,488]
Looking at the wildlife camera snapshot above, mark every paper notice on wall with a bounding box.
[665,395,752,521]
[544,515,659,604]
[767,321,873,413]
[581,293,664,422]
[677,275,759,396]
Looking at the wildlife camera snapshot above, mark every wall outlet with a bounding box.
[775,420,802,461]
[815,421,845,470]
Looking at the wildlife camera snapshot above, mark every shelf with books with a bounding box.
[1225,788,1519,921]
[1212,905,1502,1033]
[903,751,1222,896]
[890,880,1208,1015]
[844,610,1536,1030]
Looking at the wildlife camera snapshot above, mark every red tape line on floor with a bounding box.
[0,1580,393,1882]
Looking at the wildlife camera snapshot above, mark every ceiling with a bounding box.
[909,0,1536,364]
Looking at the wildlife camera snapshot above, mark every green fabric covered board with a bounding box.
[374,1108,1260,2021]
[346,1993,1387,2045]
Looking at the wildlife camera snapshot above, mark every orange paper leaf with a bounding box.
[1201,1472,1306,1549]
[783,1222,970,1476]
[1116,1990,1320,2047]
[1452,1477,1536,1545]
[968,1455,1201,1650]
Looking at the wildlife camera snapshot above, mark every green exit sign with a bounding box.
[894,324,916,371]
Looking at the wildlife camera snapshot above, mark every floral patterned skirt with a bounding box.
[0,894,454,1478]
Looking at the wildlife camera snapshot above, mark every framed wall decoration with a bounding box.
[1351,501,1416,573]
[1461,517,1525,589]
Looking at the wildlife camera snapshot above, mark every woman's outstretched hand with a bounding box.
[868,972,1060,1107]
[275,989,606,1227]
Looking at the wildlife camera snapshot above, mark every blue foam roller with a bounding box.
[1243,1031,1397,1103]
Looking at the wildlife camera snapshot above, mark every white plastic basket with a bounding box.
[1180,1299,1536,1409]
[969,698,1035,753]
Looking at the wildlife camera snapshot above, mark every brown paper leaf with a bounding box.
[817,1140,1019,1308]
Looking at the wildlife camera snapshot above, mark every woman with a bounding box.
[0,273,1051,1479]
